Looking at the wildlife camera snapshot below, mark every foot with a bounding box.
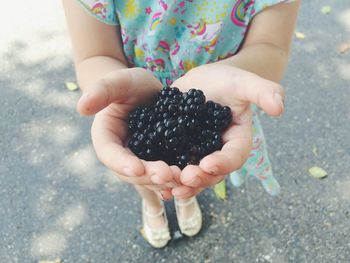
[174,197,202,237]
[141,199,170,248]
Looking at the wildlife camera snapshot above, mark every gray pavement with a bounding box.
[1,1,350,262]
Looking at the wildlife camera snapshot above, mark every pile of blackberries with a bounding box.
[127,87,232,169]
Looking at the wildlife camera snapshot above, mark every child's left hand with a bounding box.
[167,63,285,199]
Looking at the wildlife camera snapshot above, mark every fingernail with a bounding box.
[77,92,91,114]
[123,167,135,176]
[202,165,218,175]
[209,167,219,175]
[274,93,284,112]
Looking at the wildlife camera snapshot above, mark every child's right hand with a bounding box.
[77,68,178,194]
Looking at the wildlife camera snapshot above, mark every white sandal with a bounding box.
[140,200,171,248]
[174,196,202,237]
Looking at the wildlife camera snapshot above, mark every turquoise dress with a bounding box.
[77,0,294,196]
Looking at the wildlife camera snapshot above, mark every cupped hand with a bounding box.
[77,68,177,193]
[169,63,285,198]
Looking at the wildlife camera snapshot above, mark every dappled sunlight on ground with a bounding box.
[19,33,72,67]
[21,119,80,148]
[336,181,350,201]
[63,145,104,189]
[338,8,350,32]
[3,43,78,110]
[31,231,67,257]
[103,170,122,192]
[56,203,87,232]
[31,202,87,257]
[34,186,58,219]
[0,1,69,55]
[337,61,350,80]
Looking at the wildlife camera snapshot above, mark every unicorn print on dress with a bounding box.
[252,137,262,151]
[149,12,164,35]
[121,27,129,45]
[231,0,254,27]
[156,39,180,55]
[90,2,108,19]
[184,19,222,53]
[156,40,170,53]
[159,0,168,11]
[171,39,180,55]
[145,57,165,71]
[174,0,193,14]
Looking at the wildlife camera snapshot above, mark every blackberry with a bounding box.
[127,87,233,169]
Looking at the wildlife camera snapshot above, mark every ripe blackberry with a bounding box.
[127,87,233,169]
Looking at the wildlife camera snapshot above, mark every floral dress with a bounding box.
[76,0,294,196]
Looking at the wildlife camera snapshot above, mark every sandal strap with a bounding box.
[175,197,196,207]
[142,200,166,219]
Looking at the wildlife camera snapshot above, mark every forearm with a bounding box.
[76,56,128,92]
[217,43,289,83]
[62,0,129,92]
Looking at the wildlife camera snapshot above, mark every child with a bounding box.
[62,0,300,248]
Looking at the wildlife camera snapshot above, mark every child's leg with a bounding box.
[174,196,202,237]
[135,185,167,228]
[135,185,196,220]
[230,105,280,196]
[248,110,280,196]
[175,197,198,219]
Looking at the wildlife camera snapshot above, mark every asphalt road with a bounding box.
[1,1,349,262]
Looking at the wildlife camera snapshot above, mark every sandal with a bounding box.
[174,196,202,237]
[140,200,171,248]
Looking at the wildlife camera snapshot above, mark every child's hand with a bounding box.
[77,68,177,192]
[169,63,284,199]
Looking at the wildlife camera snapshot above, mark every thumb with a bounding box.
[230,70,285,116]
[77,68,162,115]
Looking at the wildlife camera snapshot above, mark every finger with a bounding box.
[172,185,194,199]
[143,184,170,192]
[180,165,226,188]
[159,188,173,201]
[114,161,177,186]
[221,68,285,116]
[115,172,153,185]
[77,68,162,115]
[91,116,145,177]
[145,161,175,185]
[199,109,252,175]
[179,165,204,187]
[170,165,182,186]
[172,186,204,199]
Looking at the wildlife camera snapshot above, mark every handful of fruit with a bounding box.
[127,87,233,169]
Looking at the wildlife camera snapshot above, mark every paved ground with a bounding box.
[1,1,350,262]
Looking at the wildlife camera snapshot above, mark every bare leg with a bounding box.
[175,197,197,219]
[135,185,167,228]
[174,195,202,236]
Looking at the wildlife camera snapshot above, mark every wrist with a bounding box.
[215,43,289,82]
